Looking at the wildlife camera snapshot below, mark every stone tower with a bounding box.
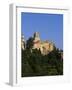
[33,32,41,49]
[21,34,26,50]
[33,32,40,42]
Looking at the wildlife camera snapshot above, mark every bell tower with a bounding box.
[33,32,40,42]
[33,32,41,49]
[21,34,26,50]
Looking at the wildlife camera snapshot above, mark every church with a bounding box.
[32,32,54,55]
[21,32,55,55]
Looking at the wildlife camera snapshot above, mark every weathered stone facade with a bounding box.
[21,35,26,50]
[32,32,54,55]
[21,32,55,55]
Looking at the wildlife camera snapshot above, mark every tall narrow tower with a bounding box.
[33,32,40,42]
[33,32,41,49]
[21,34,26,50]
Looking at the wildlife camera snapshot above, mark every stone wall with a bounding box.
[32,32,54,55]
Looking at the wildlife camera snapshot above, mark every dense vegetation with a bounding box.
[21,37,63,77]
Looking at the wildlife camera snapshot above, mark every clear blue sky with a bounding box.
[21,12,63,50]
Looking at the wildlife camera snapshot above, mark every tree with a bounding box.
[22,37,63,76]
[26,37,34,50]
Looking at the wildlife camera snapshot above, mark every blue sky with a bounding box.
[21,12,63,50]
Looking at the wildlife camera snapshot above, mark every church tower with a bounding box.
[33,32,40,42]
[33,32,41,49]
[21,34,26,50]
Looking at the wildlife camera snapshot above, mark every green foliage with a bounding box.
[26,37,34,50]
[21,46,63,77]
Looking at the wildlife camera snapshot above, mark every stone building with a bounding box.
[32,32,54,55]
[21,34,26,50]
[21,32,55,55]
